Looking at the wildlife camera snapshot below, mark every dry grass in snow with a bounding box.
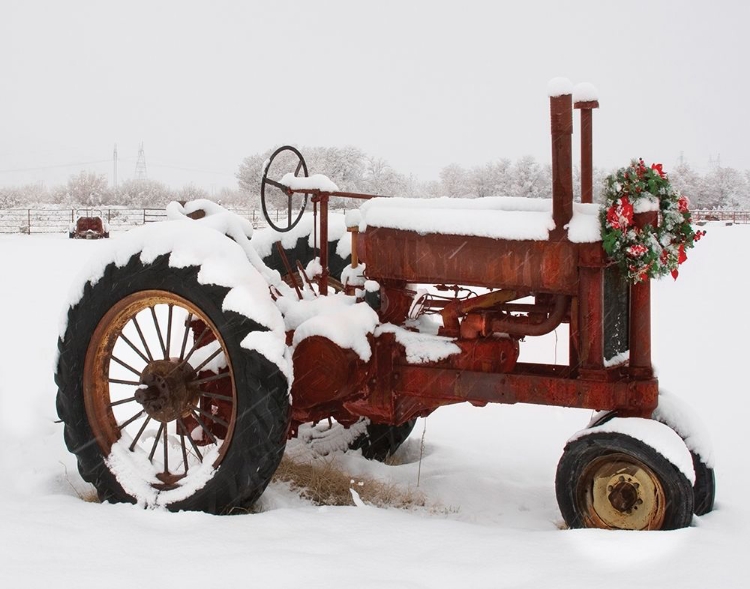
[271,455,430,510]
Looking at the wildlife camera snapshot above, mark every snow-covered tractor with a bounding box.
[55,79,714,529]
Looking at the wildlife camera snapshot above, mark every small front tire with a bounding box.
[556,427,694,530]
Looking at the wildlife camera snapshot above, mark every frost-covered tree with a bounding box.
[236,148,275,208]
[439,163,468,197]
[703,166,746,209]
[176,183,209,202]
[486,158,513,196]
[237,145,406,210]
[510,156,546,198]
[55,171,111,206]
[0,186,19,208]
[117,179,173,208]
[0,183,52,207]
[362,156,407,196]
[670,161,707,208]
[418,179,442,198]
[469,163,494,197]
[215,186,244,207]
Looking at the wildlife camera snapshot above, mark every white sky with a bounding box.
[1,0,748,191]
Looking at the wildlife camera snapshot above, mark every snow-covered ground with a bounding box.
[0,223,747,588]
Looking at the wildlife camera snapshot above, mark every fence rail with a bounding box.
[2,206,748,235]
[691,210,750,224]
[0,207,287,235]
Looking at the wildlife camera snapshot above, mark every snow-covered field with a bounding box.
[0,223,747,588]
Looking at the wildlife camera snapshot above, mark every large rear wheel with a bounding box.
[56,252,289,513]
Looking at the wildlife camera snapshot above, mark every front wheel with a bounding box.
[589,407,715,516]
[556,422,694,530]
[55,252,289,513]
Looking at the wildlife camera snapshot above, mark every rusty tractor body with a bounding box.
[281,92,656,431]
[56,82,713,527]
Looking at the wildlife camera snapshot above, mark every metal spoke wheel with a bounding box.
[261,145,309,233]
[56,252,289,513]
[556,430,694,530]
[84,291,236,490]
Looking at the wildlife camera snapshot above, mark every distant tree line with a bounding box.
[0,172,245,209]
[237,146,750,209]
[2,149,749,210]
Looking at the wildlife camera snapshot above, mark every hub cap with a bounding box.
[582,453,666,530]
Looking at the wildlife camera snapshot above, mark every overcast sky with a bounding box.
[1,0,747,192]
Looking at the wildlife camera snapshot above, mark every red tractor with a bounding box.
[55,81,714,529]
[69,216,109,239]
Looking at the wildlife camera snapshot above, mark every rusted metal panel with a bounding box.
[446,338,519,374]
[550,93,574,237]
[574,99,599,205]
[361,228,581,294]
[578,265,604,370]
[291,335,368,409]
[629,211,656,378]
[395,364,658,415]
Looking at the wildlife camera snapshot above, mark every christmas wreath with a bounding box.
[601,159,704,283]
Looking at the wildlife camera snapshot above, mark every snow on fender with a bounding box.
[59,219,291,381]
[652,389,714,469]
[569,417,695,484]
[558,417,696,529]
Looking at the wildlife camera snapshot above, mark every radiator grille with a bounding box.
[603,266,629,362]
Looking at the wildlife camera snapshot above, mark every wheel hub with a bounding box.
[606,475,642,513]
[587,455,664,530]
[135,360,198,423]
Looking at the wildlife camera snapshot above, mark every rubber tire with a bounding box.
[55,252,289,514]
[260,234,350,284]
[691,458,715,516]
[590,411,715,516]
[556,431,694,530]
[349,419,417,462]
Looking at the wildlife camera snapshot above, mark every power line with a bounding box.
[118,158,235,177]
[0,160,110,174]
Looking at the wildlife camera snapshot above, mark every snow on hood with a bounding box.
[359,196,602,243]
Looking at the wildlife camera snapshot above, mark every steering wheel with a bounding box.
[260,146,309,232]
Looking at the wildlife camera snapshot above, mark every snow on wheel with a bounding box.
[556,418,694,530]
[56,226,290,513]
[588,391,716,517]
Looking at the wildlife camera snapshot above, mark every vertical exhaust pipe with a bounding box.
[548,78,574,238]
[574,83,600,204]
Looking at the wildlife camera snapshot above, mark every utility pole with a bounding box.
[135,143,148,180]
[113,143,118,190]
